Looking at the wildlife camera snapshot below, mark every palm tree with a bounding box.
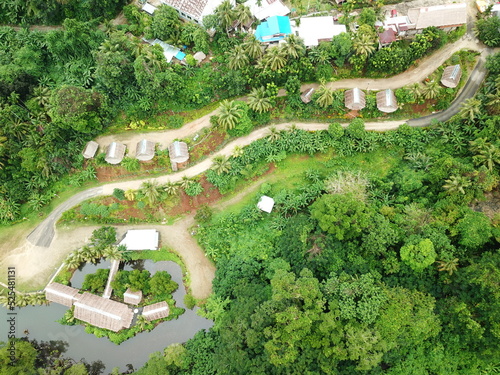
[125,189,136,201]
[136,315,149,331]
[214,0,235,33]
[211,155,231,175]
[16,293,30,308]
[308,46,330,64]
[64,254,81,271]
[261,46,287,71]
[282,34,305,59]
[473,144,500,171]
[163,181,179,196]
[103,246,123,261]
[315,83,334,108]
[436,258,459,275]
[247,86,273,114]
[141,180,161,208]
[32,86,51,108]
[267,125,281,142]
[407,83,422,102]
[443,175,471,195]
[217,100,243,130]
[233,4,252,31]
[459,98,482,122]
[352,33,376,57]
[179,176,194,190]
[243,34,263,60]
[232,145,244,158]
[421,80,440,100]
[486,92,500,113]
[228,44,249,70]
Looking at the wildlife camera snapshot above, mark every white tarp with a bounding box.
[119,229,159,251]
[257,196,275,213]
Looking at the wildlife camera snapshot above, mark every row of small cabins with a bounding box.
[45,230,167,332]
[83,140,189,170]
[301,64,462,113]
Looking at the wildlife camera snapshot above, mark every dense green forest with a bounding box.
[1,1,500,374]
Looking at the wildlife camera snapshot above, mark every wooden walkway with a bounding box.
[103,260,120,299]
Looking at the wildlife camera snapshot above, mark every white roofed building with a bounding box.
[119,229,159,251]
[257,196,275,213]
[246,0,290,21]
[160,0,234,24]
[142,3,158,14]
[297,16,347,47]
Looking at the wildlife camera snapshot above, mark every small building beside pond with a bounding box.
[376,89,398,113]
[142,301,170,321]
[83,141,99,159]
[168,141,189,171]
[136,139,156,161]
[105,142,126,165]
[124,289,143,305]
[119,229,159,251]
[45,282,80,307]
[345,88,366,111]
[441,64,462,88]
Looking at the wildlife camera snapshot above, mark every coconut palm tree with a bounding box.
[473,144,500,171]
[163,181,179,196]
[407,83,423,102]
[267,125,281,142]
[217,100,243,130]
[233,4,252,31]
[16,293,30,308]
[352,33,376,57]
[103,246,123,261]
[459,98,482,122]
[228,44,249,70]
[282,34,305,59]
[179,176,194,190]
[421,80,440,100]
[211,155,231,175]
[443,175,471,195]
[214,0,235,33]
[308,46,330,64]
[247,86,273,114]
[243,34,263,60]
[437,258,459,275]
[141,180,161,208]
[136,314,149,331]
[486,92,500,113]
[315,83,334,108]
[64,253,81,271]
[261,46,287,71]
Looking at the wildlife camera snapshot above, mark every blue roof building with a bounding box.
[254,16,292,43]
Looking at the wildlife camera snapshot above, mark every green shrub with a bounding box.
[185,182,204,196]
[113,188,125,201]
[184,294,197,309]
[195,205,213,223]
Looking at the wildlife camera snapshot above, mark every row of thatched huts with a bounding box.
[83,140,189,170]
[45,282,171,332]
[300,64,462,113]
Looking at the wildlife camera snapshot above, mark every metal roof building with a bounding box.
[247,0,290,21]
[297,17,347,47]
[376,89,398,113]
[441,65,462,88]
[73,292,134,332]
[255,16,292,43]
[45,282,80,307]
[105,142,126,165]
[142,301,170,321]
[408,3,467,30]
[136,139,156,161]
[83,141,99,159]
[168,141,189,171]
[345,88,366,111]
[124,288,143,305]
[160,0,232,24]
[300,88,315,103]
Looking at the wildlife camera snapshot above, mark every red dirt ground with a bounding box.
[167,175,223,216]
[96,162,170,182]
[190,131,226,161]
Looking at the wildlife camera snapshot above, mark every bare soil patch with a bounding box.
[190,131,226,161]
[472,191,500,219]
[168,176,223,217]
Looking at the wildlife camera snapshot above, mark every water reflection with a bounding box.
[0,260,213,372]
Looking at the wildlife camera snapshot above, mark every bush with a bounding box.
[184,294,197,309]
[195,205,213,223]
[113,188,125,201]
[185,182,204,196]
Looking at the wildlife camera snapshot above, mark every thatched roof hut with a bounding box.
[441,64,462,88]
[45,282,80,307]
[344,88,366,111]
[376,89,398,113]
[74,292,134,332]
[124,288,143,305]
[83,141,99,159]
[168,141,189,171]
[105,142,126,165]
[142,301,170,321]
[136,139,155,161]
[300,88,315,103]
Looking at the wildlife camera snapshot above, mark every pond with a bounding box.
[0,260,213,372]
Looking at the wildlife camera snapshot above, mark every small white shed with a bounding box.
[257,196,275,213]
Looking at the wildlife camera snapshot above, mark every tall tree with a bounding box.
[247,86,272,113]
[217,100,243,130]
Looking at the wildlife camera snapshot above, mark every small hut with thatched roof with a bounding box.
[142,301,170,321]
[83,141,99,159]
[441,64,462,88]
[124,289,143,305]
[376,89,398,113]
[136,139,155,161]
[105,142,126,165]
[74,292,134,332]
[344,88,366,111]
[45,282,80,307]
[300,88,315,103]
[168,141,189,171]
